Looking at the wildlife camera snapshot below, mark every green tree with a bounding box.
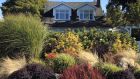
[106,5,127,27]
[126,1,140,26]
[108,0,138,10]
[1,0,46,17]
[107,0,140,27]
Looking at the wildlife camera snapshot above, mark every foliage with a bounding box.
[29,58,46,66]
[106,5,127,27]
[0,14,47,58]
[77,50,99,66]
[112,33,138,52]
[107,69,136,79]
[44,53,57,67]
[126,1,140,25]
[104,49,136,66]
[1,0,46,17]
[97,63,135,79]
[45,53,57,59]
[76,28,138,58]
[44,31,82,54]
[107,0,140,26]
[98,63,123,75]
[0,57,26,79]
[8,63,56,79]
[108,0,138,10]
[134,69,140,79]
[53,53,76,73]
[97,63,136,79]
[60,64,106,79]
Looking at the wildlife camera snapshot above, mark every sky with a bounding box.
[0,0,108,19]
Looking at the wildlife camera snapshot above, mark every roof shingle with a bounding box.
[45,1,97,12]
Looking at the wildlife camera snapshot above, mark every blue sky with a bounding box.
[0,0,108,19]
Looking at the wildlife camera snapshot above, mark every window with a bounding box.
[55,9,70,20]
[79,10,94,20]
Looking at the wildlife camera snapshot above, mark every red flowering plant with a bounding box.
[60,64,106,79]
[45,53,57,59]
[45,53,57,66]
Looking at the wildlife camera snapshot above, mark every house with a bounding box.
[43,0,103,25]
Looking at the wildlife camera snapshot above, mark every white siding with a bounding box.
[53,4,71,21]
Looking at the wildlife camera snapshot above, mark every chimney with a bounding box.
[96,0,101,7]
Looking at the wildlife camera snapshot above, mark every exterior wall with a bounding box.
[77,5,96,21]
[43,9,55,24]
[53,4,72,21]
[96,7,103,16]
[43,9,53,17]
[71,10,78,21]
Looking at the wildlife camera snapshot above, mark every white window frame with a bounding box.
[79,9,95,21]
[54,9,70,20]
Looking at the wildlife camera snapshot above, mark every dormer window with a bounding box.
[77,5,96,21]
[53,4,71,21]
[55,9,69,20]
[79,10,94,20]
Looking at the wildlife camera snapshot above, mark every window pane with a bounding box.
[56,13,59,19]
[66,13,69,19]
[80,13,83,19]
[84,12,89,19]
[90,13,93,20]
[60,13,64,19]
[55,9,70,20]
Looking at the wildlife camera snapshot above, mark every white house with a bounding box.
[43,0,103,23]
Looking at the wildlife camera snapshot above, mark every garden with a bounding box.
[0,14,140,79]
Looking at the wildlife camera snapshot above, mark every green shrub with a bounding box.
[53,53,76,73]
[44,31,82,54]
[98,63,123,75]
[97,63,136,79]
[76,28,138,57]
[107,69,135,79]
[0,14,47,58]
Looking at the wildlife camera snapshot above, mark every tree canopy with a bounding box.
[106,0,140,27]
[108,0,138,10]
[106,6,127,27]
[126,1,140,25]
[1,0,47,17]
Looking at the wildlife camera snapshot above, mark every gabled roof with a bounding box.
[45,1,97,12]
[52,3,73,9]
[77,4,97,10]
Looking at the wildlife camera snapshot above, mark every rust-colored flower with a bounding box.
[45,53,57,59]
